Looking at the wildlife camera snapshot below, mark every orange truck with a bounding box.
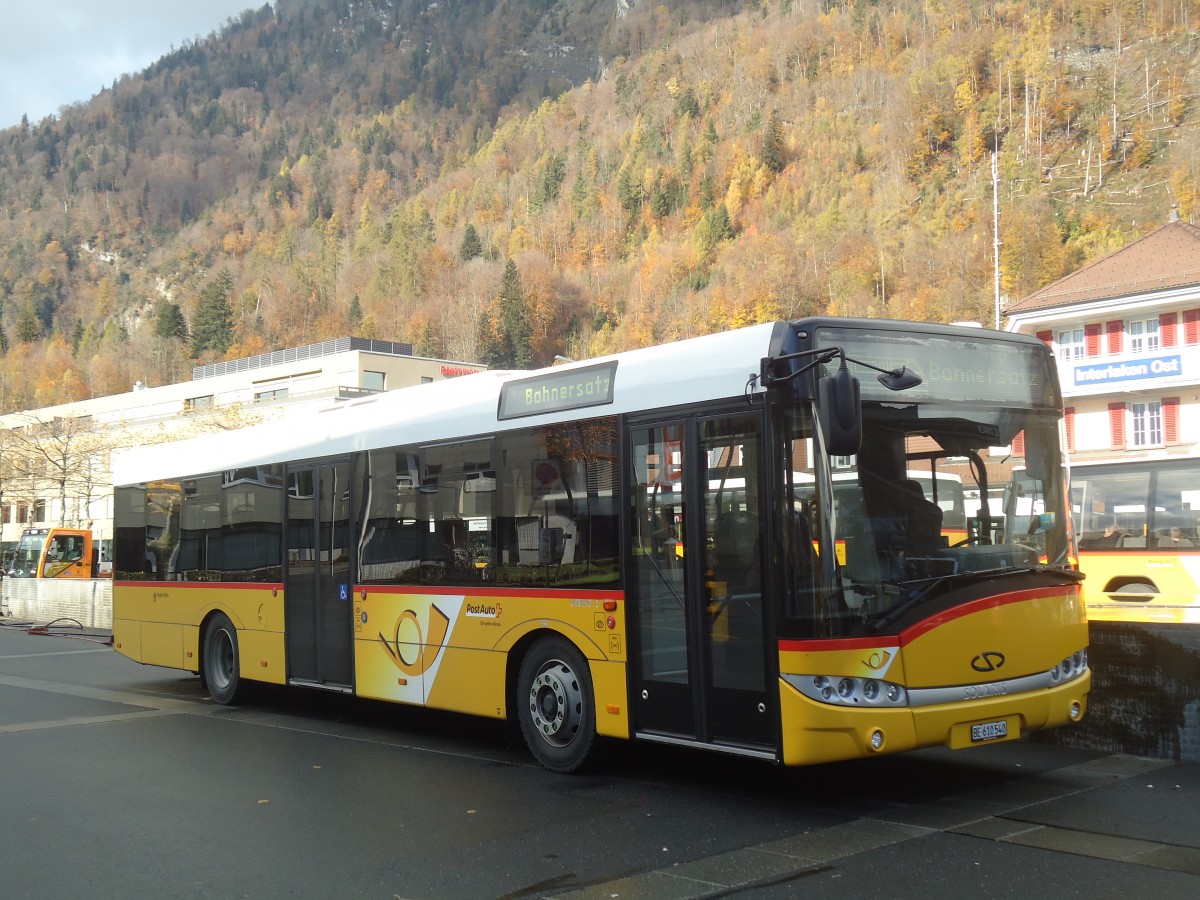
[5,528,108,579]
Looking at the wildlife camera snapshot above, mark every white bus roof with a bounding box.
[112,323,778,486]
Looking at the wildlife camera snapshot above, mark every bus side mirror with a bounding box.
[818,362,862,457]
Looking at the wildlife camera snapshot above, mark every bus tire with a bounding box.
[517,636,597,774]
[203,613,244,705]
[1113,582,1156,594]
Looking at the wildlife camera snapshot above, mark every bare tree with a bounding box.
[3,414,112,528]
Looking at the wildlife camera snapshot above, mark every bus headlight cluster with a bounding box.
[1049,649,1088,683]
[783,673,908,707]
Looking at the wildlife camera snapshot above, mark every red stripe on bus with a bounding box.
[113,581,282,591]
[777,585,1077,652]
[357,584,624,602]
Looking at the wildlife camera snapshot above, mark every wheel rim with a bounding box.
[210,629,235,690]
[527,658,582,748]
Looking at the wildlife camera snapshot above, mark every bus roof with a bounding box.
[111,318,1049,487]
[112,322,779,486]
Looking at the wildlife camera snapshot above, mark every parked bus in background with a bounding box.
[5,527,109,579]
[110,318,1088,773]
[1071,456,1200,623]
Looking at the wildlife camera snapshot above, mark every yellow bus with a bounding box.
[1071,456,1200,623]
[111,318,1089,772]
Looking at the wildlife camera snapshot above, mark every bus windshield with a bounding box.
[778,326,1071,639]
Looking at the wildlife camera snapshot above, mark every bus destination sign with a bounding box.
[498,361,618,420]
[816,326,1055,407]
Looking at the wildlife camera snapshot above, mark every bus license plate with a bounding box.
[971,720,1008,742]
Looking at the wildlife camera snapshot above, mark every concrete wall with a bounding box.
[1038,622,1200,762]
[0,578,112,629]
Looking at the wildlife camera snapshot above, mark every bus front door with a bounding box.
[285,460,354,691]
[629,414,775,756]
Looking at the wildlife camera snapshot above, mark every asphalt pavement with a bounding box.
[1,618,1198,899]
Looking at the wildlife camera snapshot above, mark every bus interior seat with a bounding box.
[1119,535,1146,548]
[1155,530,1194,547]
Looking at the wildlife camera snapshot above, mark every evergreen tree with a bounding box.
[475,312,505,368]
[496,260,532,368]
[617,164,642,217]
[17,305,41,343]
[190,271,235,357]
[414,320,438,357]
[762,111,784,174]
[459,223,483,261]
[152,299,189,342]
[530,151,566,215]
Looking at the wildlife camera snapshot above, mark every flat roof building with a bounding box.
[0,339,485,550]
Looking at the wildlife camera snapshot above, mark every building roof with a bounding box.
[192,337,412,380]
[1005,218,1200,315]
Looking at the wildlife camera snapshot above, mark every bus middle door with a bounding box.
[629,413,775,756]
[285,460,355,691]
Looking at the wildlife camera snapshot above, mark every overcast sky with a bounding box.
[0,1,264,130]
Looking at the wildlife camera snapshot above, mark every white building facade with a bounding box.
[0,338,484,551]
[1005,216,1200,463]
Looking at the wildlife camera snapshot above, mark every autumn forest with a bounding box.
[0,0,1197,413]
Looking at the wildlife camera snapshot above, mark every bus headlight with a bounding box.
[1051,648,1088,684]
[784,673,908,707]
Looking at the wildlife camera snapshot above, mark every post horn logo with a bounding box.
[379,603,451,676]
[971,651,1006,672]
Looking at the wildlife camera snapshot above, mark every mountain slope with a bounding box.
[0,0,1197,412]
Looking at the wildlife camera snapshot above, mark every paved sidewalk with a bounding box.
[551,754,1200,897]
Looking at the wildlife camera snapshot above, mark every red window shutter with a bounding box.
[1065,407,1075,453]
[1161,313,1178,347]
[1164,397,1180,445]
[1109,402,1126,450]
[1012,430,1025,456]
[1085,323,1102,356]
[1185,309,1200,344]
[1106,320,1123,354]
[1036,330,1053,347]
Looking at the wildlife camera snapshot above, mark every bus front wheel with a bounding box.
[202,613,244,705]
[517,636,597,774]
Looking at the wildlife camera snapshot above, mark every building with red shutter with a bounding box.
[1005,210,1200,463]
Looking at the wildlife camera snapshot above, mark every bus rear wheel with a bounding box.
[517,636,597,774]
[202,613,244,705]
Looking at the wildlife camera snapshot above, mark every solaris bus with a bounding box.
[111,318,1089,772]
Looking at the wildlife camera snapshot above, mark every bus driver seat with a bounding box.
[896,479,944,554]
